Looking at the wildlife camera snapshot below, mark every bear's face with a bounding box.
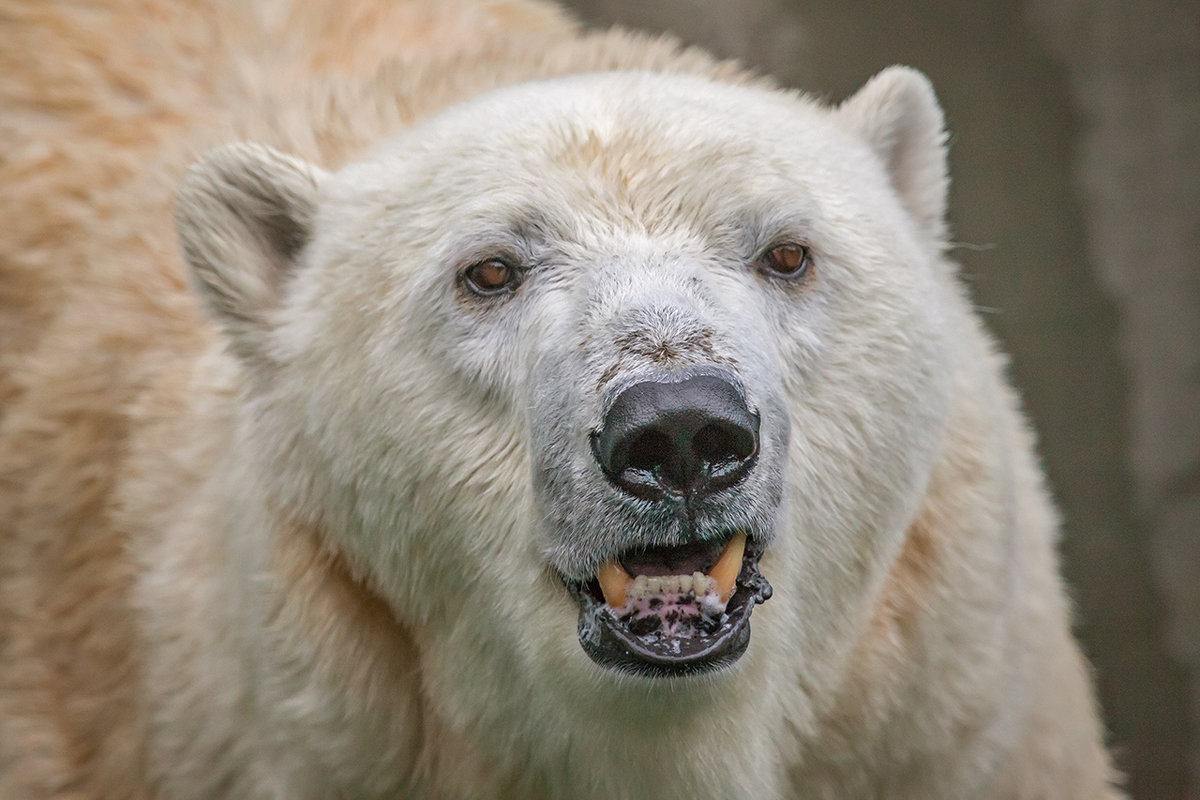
[178,69,954,686]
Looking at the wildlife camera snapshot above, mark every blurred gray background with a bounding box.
[558,1,1199,797]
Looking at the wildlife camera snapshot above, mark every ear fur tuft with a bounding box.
[176,142,326,365]
[837,66,949,244]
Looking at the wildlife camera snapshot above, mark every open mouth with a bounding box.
[566,532,772,677]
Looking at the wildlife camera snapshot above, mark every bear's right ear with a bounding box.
[176,142,327,366]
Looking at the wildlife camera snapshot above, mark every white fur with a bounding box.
[155,68,1122,797]
[0,1,1122,789]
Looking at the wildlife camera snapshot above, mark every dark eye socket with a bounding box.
[760,243,811,279]
[463,258,520,295]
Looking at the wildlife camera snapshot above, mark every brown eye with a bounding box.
[463,259,519,295]
[761,243,811,279]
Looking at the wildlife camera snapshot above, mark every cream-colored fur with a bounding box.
[0,1,1123,798]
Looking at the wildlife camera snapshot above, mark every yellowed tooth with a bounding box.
[692,571,711,596]
[597,561,631,608]
[708,532,746,603]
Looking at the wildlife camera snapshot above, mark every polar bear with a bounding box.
[0,0,1123,798]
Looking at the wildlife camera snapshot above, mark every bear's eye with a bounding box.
[760,243,811,279]
[463,258,520,295]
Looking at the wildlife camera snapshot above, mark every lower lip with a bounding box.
[568,549,772,677]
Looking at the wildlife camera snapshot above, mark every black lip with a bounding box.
[566,541,772,677]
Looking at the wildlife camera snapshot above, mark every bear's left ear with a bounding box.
[835,66,949,244]
[176,142,328,366]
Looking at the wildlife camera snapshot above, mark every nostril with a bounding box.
[626,430,672,474]
[692,423,754,470]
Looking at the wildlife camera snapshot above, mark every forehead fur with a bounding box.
[324,72,863,242]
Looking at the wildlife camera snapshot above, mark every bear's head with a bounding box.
[177,66,954,717]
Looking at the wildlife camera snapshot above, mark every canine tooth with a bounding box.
[709,532,746,603]
[597,561,630,608]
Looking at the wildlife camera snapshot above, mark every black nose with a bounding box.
[592,374,759,500]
